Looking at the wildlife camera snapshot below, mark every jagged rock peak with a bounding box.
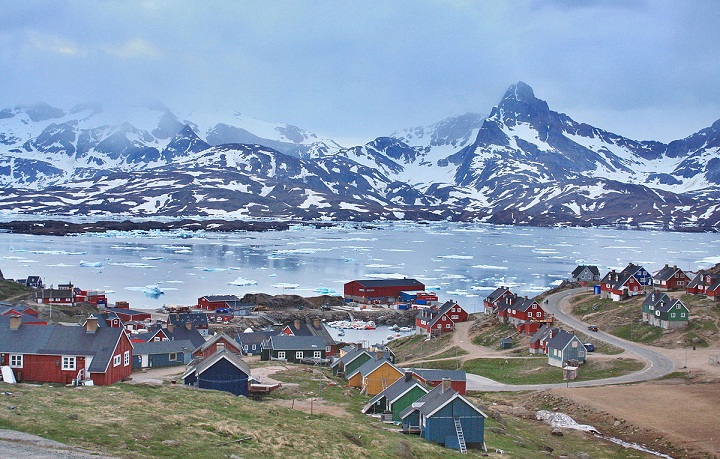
[504,81,536,102]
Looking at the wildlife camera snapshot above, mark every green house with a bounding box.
[642,291,690,329]
[330,347,373,378]
[361,372,429,422]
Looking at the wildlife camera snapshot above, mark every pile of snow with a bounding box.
[536,410,599,434]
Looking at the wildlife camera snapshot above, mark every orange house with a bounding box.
[347,357,404,395]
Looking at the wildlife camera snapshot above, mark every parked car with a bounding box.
[587,325,599,332]
[583,343,595,352]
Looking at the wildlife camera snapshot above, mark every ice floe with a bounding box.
[79,260,104,268]
[228,277,258,286]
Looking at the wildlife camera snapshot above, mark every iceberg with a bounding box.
[79,260,104,268]
[228,277,258,287]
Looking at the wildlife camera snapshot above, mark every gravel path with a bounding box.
[0,430,116,458]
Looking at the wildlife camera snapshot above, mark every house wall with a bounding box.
[196,358,249,396]
[424,380,467,395]
[363,365,403,395]
[194,337,242,359]
[6,354,87,384]
[92,333,133,385]
[344,281,424,304]
[344,354,372,378]
[390,386,427,422]
[424,399,485,446]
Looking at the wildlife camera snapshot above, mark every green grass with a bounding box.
[0,280,33,301]
[471,323,517,348]
[387,332,453,363]
[613,322,664,343]
[416,357,645,385]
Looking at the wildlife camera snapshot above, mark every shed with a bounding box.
[182,350,250,396]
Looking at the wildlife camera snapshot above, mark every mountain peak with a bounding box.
[505,81,535,102]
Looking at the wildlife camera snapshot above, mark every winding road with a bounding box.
[463,288,676,391]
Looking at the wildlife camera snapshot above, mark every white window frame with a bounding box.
[277,351,285,359]
[295,351,304,360]
[124,350,130,366]
[168,352,177,361]
[113,354,121,367]
[63,356,77,371]
[313,351,322,359]
[9,354,22,368]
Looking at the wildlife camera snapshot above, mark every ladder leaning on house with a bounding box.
[454,418,467,454]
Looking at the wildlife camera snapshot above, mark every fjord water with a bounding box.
[1,222,718,312]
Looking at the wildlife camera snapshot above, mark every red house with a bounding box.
[0,304,40,319]
[197,294,242,310]
[75,289,108,306]
[506,296,547,325]
[600,267,645,301]
[687,271,720,300]
[652,264,689,291]
[483,286,514,314]
[106,306,152,323]
[408,368,467,395]
[0,315,133,386]
[344,278,425,304]
[192,333,243,359]
[415,301,468,336]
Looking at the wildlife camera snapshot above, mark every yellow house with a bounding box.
[347,357,404,395]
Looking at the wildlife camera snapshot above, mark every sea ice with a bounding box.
[79,261,104,268]
[228,277,258,287]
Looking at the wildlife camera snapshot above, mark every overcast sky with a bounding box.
[1,1,718,145]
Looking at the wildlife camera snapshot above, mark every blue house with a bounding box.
[182,350,251,396]
[400,381,487,453]
[132,339,195,369]
[546,329,586,368]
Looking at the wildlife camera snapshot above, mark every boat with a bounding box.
[399,326,412,332]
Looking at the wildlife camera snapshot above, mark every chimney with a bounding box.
[441,377,451,393]
[405,371,413,382]
[185,321,192,331]
[294,319,301,330]
[9,314,21,330]
[167,322,174,333]
[85,316,98,334]
[376,350,384,359]
[313,318,320,329]
[665,264,669,269]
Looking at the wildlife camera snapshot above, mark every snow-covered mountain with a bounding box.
[0,82,718,230]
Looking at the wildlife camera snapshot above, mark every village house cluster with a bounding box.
[1,263,713,453]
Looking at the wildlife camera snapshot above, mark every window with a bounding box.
[436,324,442,329]
[153,337,160,342]
[9,355,22,368]
[243,345,248,351]
[217,342,225,350]
[295,351,303,360]
[313,351,321,359]
[451,315,459,320]
[571,341,578,348]
[277,351,285,359]
[680,313,686,318]
[169,353,177,361]
[671,313,676,318]
[446,323,452,328]
[124,351,130,366]
[63,356,77,371]
[113,354,121,367]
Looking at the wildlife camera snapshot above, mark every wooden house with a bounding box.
[182,350,251,396]
[0,304,40,318]
[330,347,373,377]
[652,264,690,291]
[279,318,338,356]
[106,306,152,323]
[167,312,209,336]
[504,296,547,327]
[138,322,206,349]
[0,315,133,385]
[236,330,276,356]
[400,381,487,453]
[0,313,46,326]
[528,324,559,354]
[600,263,650,301]
[570,265,601,282]
[35,286,74,305]
[261,335,327,364]
[642,291,690,329]
[25,276,43,288]
[361,372,429,422]
[483,286,513,314]
[406,368,467,395]
[132,339,194,369]
[546,330,586,368]
[193,333,243,359]
[197,294,246,310]
[686,270,720,300]
[415,301,468,336]
[344,278,425,304]
[74,289,107,306]
[346,357,404,396]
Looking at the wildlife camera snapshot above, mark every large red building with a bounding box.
[344,278,425,304]
[0,315,133,386]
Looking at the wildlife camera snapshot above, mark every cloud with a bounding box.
[102,39,159,59]
[28,31,85,57]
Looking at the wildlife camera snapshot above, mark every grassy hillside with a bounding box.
[0,368,667,459]
[0,280,33,302]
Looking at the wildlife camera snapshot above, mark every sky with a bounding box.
[1,0,718,145]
